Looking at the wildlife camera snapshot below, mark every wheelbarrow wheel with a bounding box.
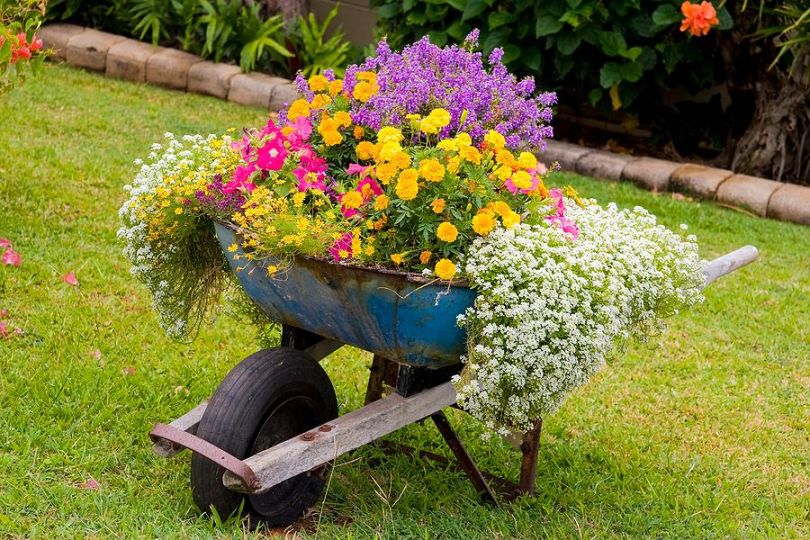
[191,347,338,527]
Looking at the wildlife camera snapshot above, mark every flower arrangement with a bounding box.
[120,32,705,431]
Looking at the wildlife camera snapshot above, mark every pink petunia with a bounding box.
[357,176,383,201]
[286,117,313,149]
[256,138,287,171]
[545,189,579,240]
[223,163,258,194]
[328,232,354,261]
[2,248,21,267]
[63,271,79,286]
[346,163,373,177]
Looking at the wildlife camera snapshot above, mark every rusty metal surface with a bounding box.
[518,419,543,496]
[149,423,261,491]
[215,221,475,368]
[431,411,498,505]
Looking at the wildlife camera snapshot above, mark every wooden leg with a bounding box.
[365,355,396,404]
[518,418,543,496]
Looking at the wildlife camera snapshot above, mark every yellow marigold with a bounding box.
[434,258,456,280]
[502,210,521,229]
[308,74,328,92]
[342,190,363,209]
[419,250,432,264]
[437,139,458,152]
[322,129,342,146]
[391,253,405,265]
[391,152,412,170]
[459,145,482,165]
[328,79,343,96]
[353,81,379,102]
[496,148,517,167]
[472,213,496,236]
[447,156,460,174]
[353,125,365,139]
[518,151,538,169]
[379,141,402,162]
[287,99,310,121]
[436,222,458,242]
[334,111,352,128]
[377,127,404,144]
[428,108,451,127]
[374,194,390,211]
[311,93,332,109]
[375,162,398,184]
[484,130,506,149]
[357,71,377,84]
[491,201,511,217]
[418,159,445,182]
[431,198,446,214]
[356,141,377,161]
[395,172,419,201]
[454,133,472,147]
[281,126,294,138]
[511,170,533,190]
[494,165,513,181]
[398,168,418,184]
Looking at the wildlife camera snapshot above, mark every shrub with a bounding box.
[1,0,48,95]
[370,0,733,117]
[45,0,352,78]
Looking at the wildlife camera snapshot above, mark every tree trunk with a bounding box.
[731,49,810,183]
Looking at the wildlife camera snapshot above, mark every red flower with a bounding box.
[680,1,720,37]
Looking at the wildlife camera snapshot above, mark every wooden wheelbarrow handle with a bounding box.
[703,246,759,287]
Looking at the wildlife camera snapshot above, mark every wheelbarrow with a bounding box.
[149,220,759,526]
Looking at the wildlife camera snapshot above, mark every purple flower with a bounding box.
[342,34,556,150]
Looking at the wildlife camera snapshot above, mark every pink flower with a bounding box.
[2,248,21,267]
[0,238,10,249]
[286,117,313,149]
[63,271,79,286]
[256,138,287,171]
[346,163,372,177]
[294,169,327,192]
[545,189,579,240]
[224,164,257,194]
[357,176,383,201]
[328,233,354,261]
[504,175,540,195]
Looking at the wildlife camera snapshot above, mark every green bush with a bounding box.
[45,0,352,77]
[371,0,734,129]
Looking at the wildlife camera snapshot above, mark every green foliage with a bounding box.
[45,0,352,78]
[748,1,810,82]
[1,0,49,95]
[289,5,352,78]
[370,0,733,116]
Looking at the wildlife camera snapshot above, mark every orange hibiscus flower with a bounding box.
[680,1,720,37]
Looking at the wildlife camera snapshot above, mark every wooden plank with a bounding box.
[702,245,758,287]
[152,401,208,457]
[223,381,458,494]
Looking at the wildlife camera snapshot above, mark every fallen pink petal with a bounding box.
[63,271,79,286]
[0,322,8,339]
[0,238,10,249]
[0,309,9,319]
[2,248,21,267]
[80,478,100,490]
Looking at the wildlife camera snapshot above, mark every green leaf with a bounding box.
[717,7,733,31]
[556,32,581,55]
[502,44,521,64]
[427,31,448,47]
[599,61,643,87]
[521,47,542,71]
[402,0,416,12]
[535,15,563,37]
[446,20,470,41]
[588,87,603,106]
[462,0,488,21]
[619,46,643,62]
[651,5,680,27]
[376,3,400,19]
[595,31,626,57]
[488,11,516,29]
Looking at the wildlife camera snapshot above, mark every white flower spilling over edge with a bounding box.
[117,133,226,338]
[455,201,706,435]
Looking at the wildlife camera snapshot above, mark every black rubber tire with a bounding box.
[191,347,338,527]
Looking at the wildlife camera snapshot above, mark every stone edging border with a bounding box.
[542,140,810,226]
[38,24,809,227]
[38,23,297,111]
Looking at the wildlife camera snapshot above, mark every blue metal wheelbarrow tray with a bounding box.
[214,220,476,369]
[148,220,759,528]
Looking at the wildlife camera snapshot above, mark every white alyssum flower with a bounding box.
[455,202,705,435]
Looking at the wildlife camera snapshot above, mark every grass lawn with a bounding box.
[1,64,808,539]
